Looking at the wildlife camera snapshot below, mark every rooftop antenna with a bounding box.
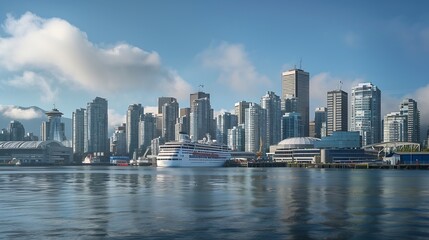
[198,84,204,91]
[338,81,343,91]
[299,58,302,70]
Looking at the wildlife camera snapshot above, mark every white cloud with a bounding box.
[387,18,429,54]
[309,72,361,108]
[343,31,360,48]
[6,71,58,103]
[0,105,43,120]
[199,42,272,94]
[0,12,192,100]
[213,108,235,117]
[310,72,399,120]
[108,109,125,130]
[144,106,158,115]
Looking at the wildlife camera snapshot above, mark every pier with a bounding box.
[224,160,429,169]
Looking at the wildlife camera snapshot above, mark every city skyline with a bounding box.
[0,1,428,132]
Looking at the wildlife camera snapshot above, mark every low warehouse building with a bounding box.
[0,141,72,165]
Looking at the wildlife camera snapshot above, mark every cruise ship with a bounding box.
[156,133,231,167]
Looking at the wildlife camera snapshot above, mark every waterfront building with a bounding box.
[244,103,267,153]
[139,113,157,153]
[162,99,179,142]
[110,123,126,156]
[85,97,108,158]
[41,108,67,142]
[216,112,238,144]
[270,137,320,163]
[158,97,176,114]
[383,112,407,142]
[72,108,85,154]
[315,131,361,149]
[350,83,381,146]
[281,112,303,139]
[261,91,282,146]
[400,98,420,143]
[126,104,144,156]
[190,92,212,141]
[270,132,376,164]
[327,89,348,136]
[228,124,245,151]
[314,107,327,138]
[0,141,72,165]
[282,68,310,136]
[9,121,25,141]
[234,101,250,125]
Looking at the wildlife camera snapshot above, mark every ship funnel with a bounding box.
[179,132,191,142]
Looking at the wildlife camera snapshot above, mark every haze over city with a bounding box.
[0,1,428,132]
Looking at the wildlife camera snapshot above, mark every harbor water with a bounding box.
[0,166,429,239]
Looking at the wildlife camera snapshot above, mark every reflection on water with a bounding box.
[1,166,429,239]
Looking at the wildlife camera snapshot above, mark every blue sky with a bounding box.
[0,1,429,130]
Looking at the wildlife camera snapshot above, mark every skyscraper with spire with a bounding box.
[41,107,67,142]
[327,89,348,135]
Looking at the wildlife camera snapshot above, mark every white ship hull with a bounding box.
[156,134,231,168]
[157,155,227,167]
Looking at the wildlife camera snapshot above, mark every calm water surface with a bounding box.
[0,166,429,239]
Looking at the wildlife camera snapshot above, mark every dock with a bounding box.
[224,160,429,169]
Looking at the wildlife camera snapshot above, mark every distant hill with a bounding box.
[0,105,72,140]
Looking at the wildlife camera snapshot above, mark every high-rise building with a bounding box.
[281,112,302,139]
[327,90,348,136]
[190,91,210,107]
[314,107,327,138]
[216,112,238,144]
[190,92,212,141]
[110,123,126,156]
[228,124,245,151]
[126,104,144,156]
[72,108,85,154]
[282,97,299,114]
[162,99,179,142]
[383,112,407,142]
[9,121,25,141]
[282,68,310,136]
[41,108,67,142]
[158,97,176,114]
[85,97,108,157]
[261,91,282,146]
[176,108,191,136]
[245,103,267,153]
[309,121,316,138]
[400,98,420,143]
[234,101,250,125]
[351,83,381,146]
[139,113,156,152]
[0,128,10,141]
